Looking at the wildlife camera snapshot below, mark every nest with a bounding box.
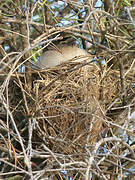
[0,60,132,179]
[32,62,101,151]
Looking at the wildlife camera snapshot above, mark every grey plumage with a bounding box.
[35,45,88,69]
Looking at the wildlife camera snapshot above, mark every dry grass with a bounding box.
[0,58,128,179]
[1,0,135,179]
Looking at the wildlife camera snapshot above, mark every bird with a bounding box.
[34,33,88,69]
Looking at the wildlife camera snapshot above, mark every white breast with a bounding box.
[36,46,88,69]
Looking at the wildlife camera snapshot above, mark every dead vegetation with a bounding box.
[1,0,135,180]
